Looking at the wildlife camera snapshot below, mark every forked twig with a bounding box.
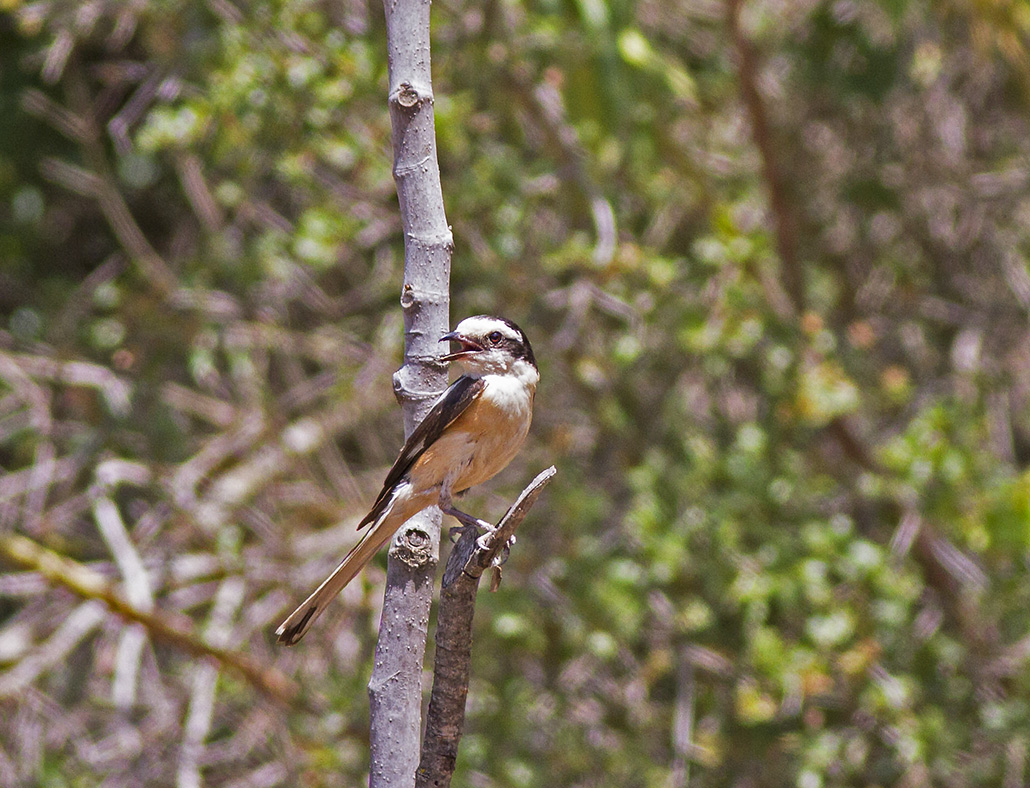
[417,466,557,788]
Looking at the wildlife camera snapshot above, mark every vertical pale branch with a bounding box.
[370,0,454,785]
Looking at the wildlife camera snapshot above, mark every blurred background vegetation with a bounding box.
[2,0,1030,786]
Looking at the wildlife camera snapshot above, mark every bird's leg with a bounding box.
[441,503,496,536]
[439,483,496,542]
[438,483,519,556]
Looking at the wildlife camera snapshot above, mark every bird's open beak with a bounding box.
[439,331,483,362]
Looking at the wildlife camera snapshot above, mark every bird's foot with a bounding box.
[448,523,477,543]
[489,540,513,569]
[441,505,516,553]
[442,505,495,534]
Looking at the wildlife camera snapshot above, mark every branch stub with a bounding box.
[401,283,417,309]
[390,526,436,569]
[391,81,432,110]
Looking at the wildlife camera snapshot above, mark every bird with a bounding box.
[276,315,538,645]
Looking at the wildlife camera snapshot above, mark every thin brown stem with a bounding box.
[726,0,804,315]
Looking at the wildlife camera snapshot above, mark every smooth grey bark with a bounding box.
[369,0,453,785]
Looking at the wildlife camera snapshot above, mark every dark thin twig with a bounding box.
[417,466,557,788]
[726,0,804,315]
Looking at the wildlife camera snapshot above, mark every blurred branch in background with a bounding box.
[519,75,617,268]
[0,532,298,707]
[24,71,178,294]
[727,0,1007,705]
[726,0,803,317]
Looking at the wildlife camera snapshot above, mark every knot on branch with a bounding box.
[389,81,433,110]
[390,526,437,569]
[400,282,450,310]
[392,370,449,405]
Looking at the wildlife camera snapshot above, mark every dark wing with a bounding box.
[357,375,485,528]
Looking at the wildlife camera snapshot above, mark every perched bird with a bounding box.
[276,315,538,645]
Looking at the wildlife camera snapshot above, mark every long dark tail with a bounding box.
[276,498,409,646]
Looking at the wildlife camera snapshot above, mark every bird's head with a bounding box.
[440,315,537,380]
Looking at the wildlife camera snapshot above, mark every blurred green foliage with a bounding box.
[2,0,1030,786]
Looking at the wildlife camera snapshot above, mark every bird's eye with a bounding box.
[488,331,502,344]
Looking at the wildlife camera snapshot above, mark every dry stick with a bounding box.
[372,0,454,784]
[0,532,299,707]
[417,466,557,788]
[726,0,803,316]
